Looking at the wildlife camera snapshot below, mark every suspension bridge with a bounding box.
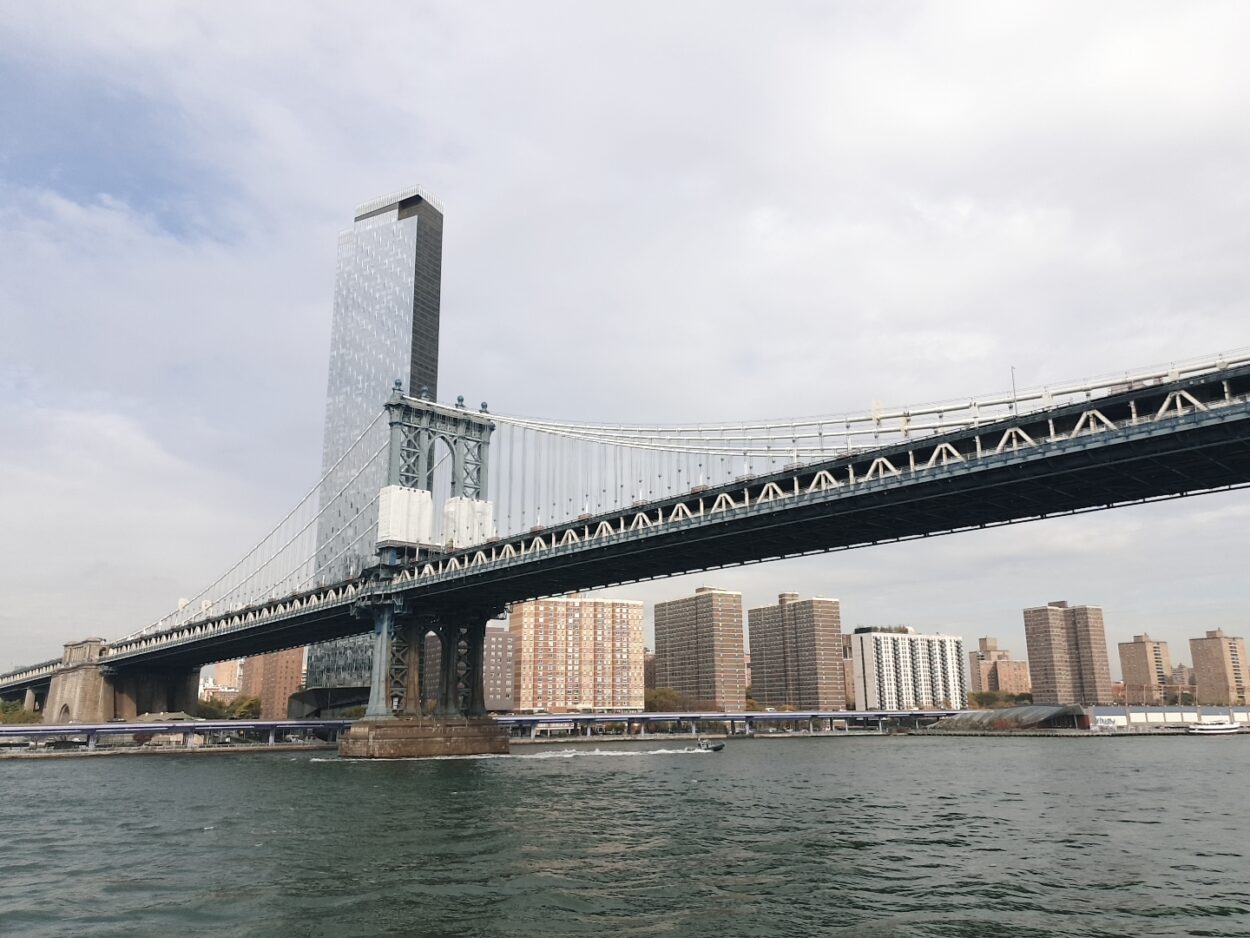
[4,350,1250,728]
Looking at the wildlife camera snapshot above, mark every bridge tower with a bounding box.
[340,386,509,757]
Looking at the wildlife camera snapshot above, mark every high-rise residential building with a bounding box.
[850,627,967,710]
[747,594,844,710]
[239,647,306,720]
[306,187,445,691]
[1189,629,1249,706]
[968,637,1032,696]
[510,595,645,712]
[1118,634,1173,704]
[483,625,515,712]
[643,650,657,690]
[841,636,855,708]
[653,587,746,710]
[1022,601,1114,705]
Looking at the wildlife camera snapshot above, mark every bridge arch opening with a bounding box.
[428,435,456,534]
[56,703,71,724]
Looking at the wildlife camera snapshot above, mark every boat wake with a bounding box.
[310,747,715,763]
[515,747,714,759]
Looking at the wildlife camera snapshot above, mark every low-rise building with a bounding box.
[968,637,1031,696]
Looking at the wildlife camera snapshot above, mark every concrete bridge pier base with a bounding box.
[113,675,139,721]
[363,604,395,720]
[340,609,508,759]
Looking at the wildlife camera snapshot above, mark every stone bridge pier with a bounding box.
[339,599,509,758]
[42,639,198,724]
[109,667,200,720]
[0,683,46,713]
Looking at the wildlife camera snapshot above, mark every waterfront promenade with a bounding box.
[4,705,1245,758]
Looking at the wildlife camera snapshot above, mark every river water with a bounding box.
[1,736,1247,937]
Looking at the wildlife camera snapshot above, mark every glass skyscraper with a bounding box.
[304,186,444,692]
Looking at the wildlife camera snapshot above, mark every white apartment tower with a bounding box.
[851,627,967,710]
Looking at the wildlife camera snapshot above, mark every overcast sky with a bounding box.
[3,2,1249,677]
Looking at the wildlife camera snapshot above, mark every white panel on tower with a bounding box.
[443,497,497,550]
[376,485,435,547]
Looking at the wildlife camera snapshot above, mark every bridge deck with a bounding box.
[5,363,1250,682]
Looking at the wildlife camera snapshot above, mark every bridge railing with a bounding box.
[0,659,61,688]
[100,580,363,662]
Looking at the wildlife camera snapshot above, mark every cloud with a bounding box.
[0,404,275,668]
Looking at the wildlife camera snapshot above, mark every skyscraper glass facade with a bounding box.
[305,187,444,691]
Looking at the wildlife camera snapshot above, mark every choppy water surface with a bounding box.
[2,736,1248,937]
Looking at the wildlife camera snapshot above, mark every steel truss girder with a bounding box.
[388,623,408,713]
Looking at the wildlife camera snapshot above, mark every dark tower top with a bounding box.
[353,191,443,399]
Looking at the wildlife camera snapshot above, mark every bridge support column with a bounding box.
[23,688,35,712]
[364,604,395,720]
[437,623,463,717]
[113,675,138,721]
[171,670,199,715]
[43,640,114,724]
[122,667,198,717]
[464,619,488,718]
[397,619,428,715]
[339,609,508,760]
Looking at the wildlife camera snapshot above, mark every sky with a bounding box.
[2,1,1249,678]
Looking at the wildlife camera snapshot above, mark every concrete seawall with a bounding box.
[0,742,337,760]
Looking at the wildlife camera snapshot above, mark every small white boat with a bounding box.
[684,738,725,752]
[1187,719,1243,735]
